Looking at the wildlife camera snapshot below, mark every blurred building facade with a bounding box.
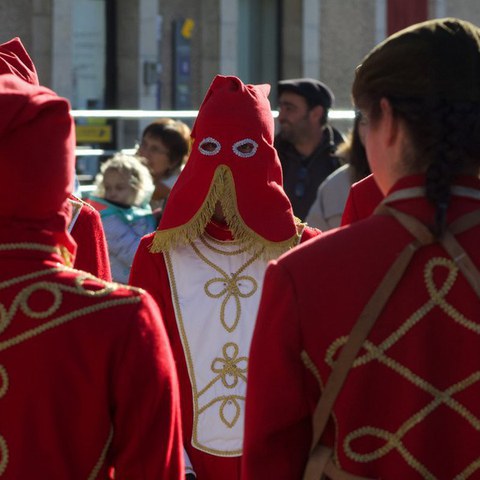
[1,0,479,145]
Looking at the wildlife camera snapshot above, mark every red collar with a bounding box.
[205,219,234,241]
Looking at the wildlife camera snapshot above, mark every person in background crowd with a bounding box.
[130,75,320,480]
[0,73,184,478]
[243,17,480,479]
[89,153,157,284]
[306,112,370,230]
[136,118,191,215]
[0,35,111,280]
[275,77,343,220]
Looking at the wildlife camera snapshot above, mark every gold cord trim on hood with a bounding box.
[150,165,301,258]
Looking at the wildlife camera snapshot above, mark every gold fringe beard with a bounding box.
[149,165,303,259]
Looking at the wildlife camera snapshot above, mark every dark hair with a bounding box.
[141,119,191,175]
[358,95,480,237]
[352,18,480,238]
[337,115,370,182]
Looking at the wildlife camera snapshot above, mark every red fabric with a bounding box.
[387,0,428,35]
[70,195,112,281]
[130,224,319,480]
[0,37,39,85]
[341,174,384,225]
[0,228,184,478]
[158,75,297,244]
[242,175,480,479]
[0,75,74,223]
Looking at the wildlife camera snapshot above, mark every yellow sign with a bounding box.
[76,125,112,143]
[181,18,195,39]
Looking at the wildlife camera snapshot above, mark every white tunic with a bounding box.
[165,234,268,456]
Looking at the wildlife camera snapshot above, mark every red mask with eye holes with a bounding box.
[151,75,299,254]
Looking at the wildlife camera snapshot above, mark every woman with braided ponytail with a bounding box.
[242,18,480,480]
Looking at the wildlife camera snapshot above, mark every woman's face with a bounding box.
[137,133,172,179]
[103,169,137,206]
[359,106,391,195]
[360,98,407,196]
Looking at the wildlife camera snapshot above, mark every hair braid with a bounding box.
[389,97,480,238]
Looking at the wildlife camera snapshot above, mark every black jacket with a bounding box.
[275,126,342,220]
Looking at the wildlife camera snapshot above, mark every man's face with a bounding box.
[277,91,315,143]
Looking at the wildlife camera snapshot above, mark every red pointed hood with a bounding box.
[0,75,75,226]
[0,37,39,85]
[151,75,299,256]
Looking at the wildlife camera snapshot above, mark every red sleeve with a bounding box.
[109,292,184,479]
[242,261,312,479]
[72,203,112,281]
[129,234,170,316]
[341,174,383,226]
[341,186,358,226]
[300,225,322,242]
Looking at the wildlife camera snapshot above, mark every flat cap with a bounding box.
[278,78,334,109]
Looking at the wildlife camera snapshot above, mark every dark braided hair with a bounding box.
[362,95,480,238]
[351,19,480,237]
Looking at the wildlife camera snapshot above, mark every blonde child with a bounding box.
[90,153,157,283]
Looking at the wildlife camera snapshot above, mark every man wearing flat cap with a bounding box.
[275,78,343,221]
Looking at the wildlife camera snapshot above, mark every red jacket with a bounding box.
[130,221,320,480]
[341,174,383,226]
[243,175,480,479]
[0,226,184,479]
[69,194,111,281]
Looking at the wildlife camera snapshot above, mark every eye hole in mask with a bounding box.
[232,138,258,158]
[199,137,221,156]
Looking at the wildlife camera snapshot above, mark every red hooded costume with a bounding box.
[131,75,320,480]
[0,37,111,280]
[0,74,183,478]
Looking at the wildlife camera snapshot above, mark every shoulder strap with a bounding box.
[441,210,480,297]
[303,207,433,480]
[304,206,480,480]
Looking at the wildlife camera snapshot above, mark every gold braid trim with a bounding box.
[150,165,301,259]
[0,435,8,477]
[87,427,114,480]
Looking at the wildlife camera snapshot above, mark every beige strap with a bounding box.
[380,207,480,298]
[378,205,434,245]
[303,445,333,480]
[303,205,454,480]
[442,229,480,297]
[303,238,428,479]
[449,209,480,235]
[304,205,480,479]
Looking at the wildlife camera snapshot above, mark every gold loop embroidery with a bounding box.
[0,366,8,399]
[325,257,480,478]
[192,237,262,333]
[0,435,8,476]
[200,233,253,256]
[0,242,145,478]
[326,257,468,369]
[211,342,248,389]
[204,275,257,332]
[19,283,63,319]
[198,395,244,429]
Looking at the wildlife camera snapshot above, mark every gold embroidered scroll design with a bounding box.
[191,237,263,332]
[325,257,480,479]
[0,254,141,477]
[167,236,265,455]
[0,365,8,476]
[194,342,248,429]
